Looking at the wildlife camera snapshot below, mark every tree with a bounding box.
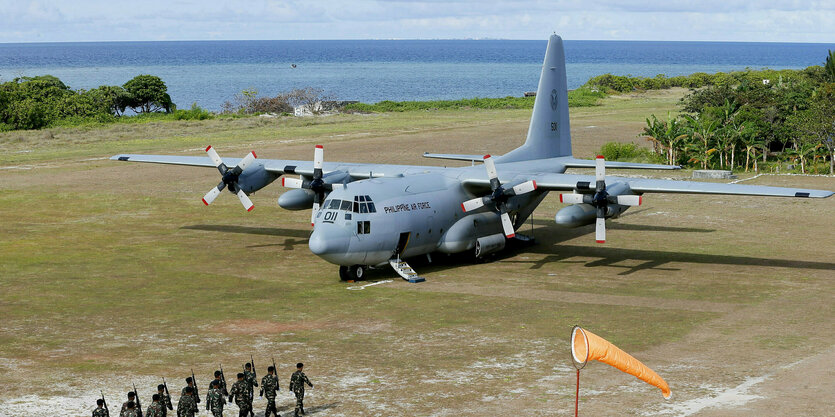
[683,115,719,169]
[642,113,687,165]
[122,75,174,113]
[825,50,835,82]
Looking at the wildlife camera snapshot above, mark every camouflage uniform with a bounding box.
[261,373,280,417]
[122,409,139,417]
[121,402,141,417]
[213,377,229,396]
[289,370,312,416]
[182,386,200,404]
[158,392,173,417]
[145,401,163,417]
[92,406,109,417]
[229,379,250,417]
[206,387,226,417]
[243,370,258,412]
[176,394,197,417]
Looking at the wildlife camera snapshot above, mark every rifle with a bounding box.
[101,390,110,417]
[219,364,229,396]
[191,368,201,403]
[133,383,143,417]
[249,355,256,417]
[162,377,173,410]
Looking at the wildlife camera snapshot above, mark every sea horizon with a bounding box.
[2,39,833,110]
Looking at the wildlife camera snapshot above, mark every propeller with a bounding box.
[558,155,642,243]
[281,144,332,226]
[201,145,257,211]
[460,154,537,238]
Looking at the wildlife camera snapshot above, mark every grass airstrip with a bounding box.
[1,89,833,416]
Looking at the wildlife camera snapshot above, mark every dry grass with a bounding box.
[1,89,833,416]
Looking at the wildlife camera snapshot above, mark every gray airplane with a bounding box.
[111,35,832,282]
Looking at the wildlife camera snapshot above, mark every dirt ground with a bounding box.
[1,90,833,416]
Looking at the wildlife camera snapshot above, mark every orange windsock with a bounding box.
[571,326,671,399]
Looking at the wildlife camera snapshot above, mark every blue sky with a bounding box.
[1,0,833,43]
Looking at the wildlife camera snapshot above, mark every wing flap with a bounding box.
[423,153,491,162]
[564,158,680,170]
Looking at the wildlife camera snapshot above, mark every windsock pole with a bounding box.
[575,369,580,417]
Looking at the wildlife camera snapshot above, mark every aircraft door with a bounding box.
[394,232,410,257]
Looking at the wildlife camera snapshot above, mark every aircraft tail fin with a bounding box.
[498,35,571,162]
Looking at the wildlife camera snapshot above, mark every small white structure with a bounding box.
[762,79,770,85]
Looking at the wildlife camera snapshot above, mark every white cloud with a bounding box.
[0,0,832,42]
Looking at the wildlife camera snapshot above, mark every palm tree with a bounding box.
[825,49,835,82]
[642,113,688,165]
[683,115,720,169]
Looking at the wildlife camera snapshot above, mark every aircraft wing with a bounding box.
[423,153,488,162]
[562,158,680,170]
[465,173,833,198]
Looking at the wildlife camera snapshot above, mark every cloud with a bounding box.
[0,0,832,42]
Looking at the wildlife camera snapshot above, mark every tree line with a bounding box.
[588,52,835,174]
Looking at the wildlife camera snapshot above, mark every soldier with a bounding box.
[243,363,258,416]
[289,363,313,417]
[213,370,229,396]
[228,373,250,417]
[177,386,198,417]
[206,380,226,417]
[93,398,109,417]
[122,401,139,417]
[261,366,280,417]
[181,377,198,401]
[156,384,173,416]
[121,392,138,417]
[145,394,164,417]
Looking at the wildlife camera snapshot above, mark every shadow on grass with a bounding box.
[182,224,310,251]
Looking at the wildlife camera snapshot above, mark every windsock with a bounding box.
[571,326,671,399]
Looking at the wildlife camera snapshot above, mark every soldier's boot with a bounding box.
[300,406,306,415]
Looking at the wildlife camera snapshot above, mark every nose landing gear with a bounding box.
[339,265,366,281]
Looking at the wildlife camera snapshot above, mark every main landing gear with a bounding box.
[339,265,366,281]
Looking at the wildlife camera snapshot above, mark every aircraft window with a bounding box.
[353,201,359,213]
[360,202,369,213]
[367,202,376,213]
[356,220,371,234]
[340,200,352,211]
[364,195,372,202]
[358,195,366,202]
[327,199,341,210]
[345,213,352,220]
[317,210,323,218]
[364,221,370,234]
[357,221,363,234]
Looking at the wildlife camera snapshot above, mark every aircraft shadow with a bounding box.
[181,224,310,251]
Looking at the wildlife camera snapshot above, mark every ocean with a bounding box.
[0,40,832,110]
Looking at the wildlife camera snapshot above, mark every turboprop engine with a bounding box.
[555,182,634,228]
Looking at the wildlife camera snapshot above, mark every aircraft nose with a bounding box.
[308,229,349,257]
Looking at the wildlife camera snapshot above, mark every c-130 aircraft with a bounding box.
[112,35,832,282]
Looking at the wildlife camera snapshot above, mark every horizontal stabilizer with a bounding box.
[564,158,680,170]
[423,153,493,163]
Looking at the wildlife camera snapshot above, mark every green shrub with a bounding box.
[599,142,662,163]
[172,103,213,120]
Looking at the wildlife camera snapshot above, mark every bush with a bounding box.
[172,103,213,120]
[599,142,662,163]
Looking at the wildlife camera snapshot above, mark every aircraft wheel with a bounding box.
[349,265,366,280]
[338,266,351,281]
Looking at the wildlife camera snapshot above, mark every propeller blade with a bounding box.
[202,182,224,205]
[616,195,642,206]
[205,145,223,168]
[313,145,324,170]
[483,154,499,181]
[311,202,320,226]
[282,177,304,188]
[461,197,485,212]
[595,155,605,182]
[237,151,257,171]
[595,217,606,243]
[500,212,515,238]
[511,180,537,195]
[236,188,254,212]
[559,193,585,204]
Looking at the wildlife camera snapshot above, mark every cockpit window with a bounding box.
[351,195,377,213]
[340,200,352,211]
[327,199,341,210]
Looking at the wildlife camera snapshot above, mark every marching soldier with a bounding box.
[122,401,140,417]
[289,363,313,417]
[121,392,139,417]
[93,398,109,417]
[157,385,173,417]
[206,380,226,417]
[145,394,164,417]
[261,366,280,417]
[228,373,251,417]
[243,363,258,416]
[176,386,198,417]
[213,370,229,396]
[182,378,198,402]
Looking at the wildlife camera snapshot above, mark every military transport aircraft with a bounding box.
[111,35,832,282]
